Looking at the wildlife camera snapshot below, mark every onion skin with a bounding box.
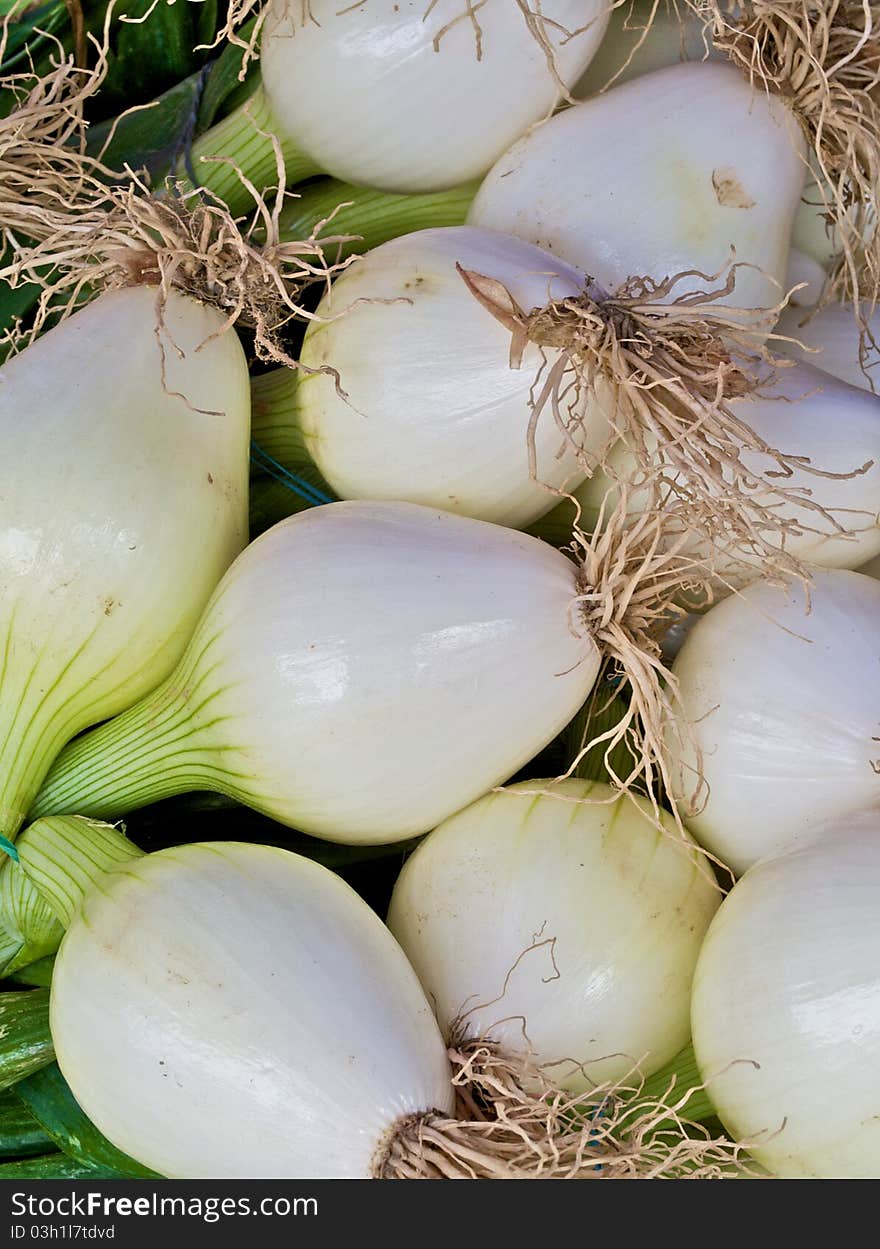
[388,778,720,1091]
[664,570,880,875]
[691,815,880,1178]
[260,0,611,193]
[0,285,249,838]
[50,842,453,1179]
[297,227,609,528]
[469,62,807,317]
[774,303,880,392]
[33,501,600,844]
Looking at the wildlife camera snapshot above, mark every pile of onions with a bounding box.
[7,815,739,1179]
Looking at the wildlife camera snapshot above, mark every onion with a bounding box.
[574,0,719,96]
[388,778,720,1091]
[295,227,610,527]
[32,502,600,843]
[548,359,880,583]
[468,61,807,315]
[42,831,453,1179]
[775,303,880,392]
[691,812,880,1178]
[12,816,743,1178]
[682,2,880,317]
[277,178,478,264]
[0,285,249,843]
[663,569,880,875]
[189,0,611,211]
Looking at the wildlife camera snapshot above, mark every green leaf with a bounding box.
[0,989,54,1092]
[0,1,70,74]
[0,1152,128,1179]
[0,1087,54,1159]
[14,1063,162,1178]
[101,0,200,105]
[7,955,56,988]
[196,17,259,129]
[86,71,203,181]
[0,278,41,363]
[564,678,642,789]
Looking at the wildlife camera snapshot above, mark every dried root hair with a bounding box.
[459,261,868,596]
[377,1034,757,1179]
[685,1,880,318]
[0,33,342,361]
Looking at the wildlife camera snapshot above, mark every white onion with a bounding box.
[49,840,452,1178]
[775,303,880,392]
[33,501,598,843]
[664,569,880,875]
[691,813,880,1178]
[297,227,611,527]
[571,360,880,579]
[468,62,807,315]
[0,285,249,841]
[574,0,719,97]
[259,0,610,193]
[784,248,827,308]
[388,778,719,1091]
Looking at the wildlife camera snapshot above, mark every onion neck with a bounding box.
[250,369,308,468]
[179,84,323,217]
[14,816,144,930]
[277,177,479,261]
[30,673,230,826]
[0,846,64,977]
[0,697,90,844]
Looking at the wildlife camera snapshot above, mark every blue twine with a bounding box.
[0,834,20,862]
[250,440,334,508]
[589,1102,608,1174]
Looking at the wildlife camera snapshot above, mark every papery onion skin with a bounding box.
[468,62,807,316]
[33,502,600,844]
[388,778,719,1091]
[50,842,453,1179]
[260,0,611,193]
[298,227,610,528]
[691,815,880,1179]
[0,285,249,838]
[664,570,880,875]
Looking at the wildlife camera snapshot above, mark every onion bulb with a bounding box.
[555,360,880,582]
[32,502,599,844]
[0,285,249,842]
[44,833,453,1178]
[15,816,744,1179]
[191,0,611,210]
[296,227,611,527]
[574,0,718,97]
[468,62,807,316]
[388,778,719,1091]
[663,569,880,875]
[691,813,880,1178]
[775,303,880,393]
